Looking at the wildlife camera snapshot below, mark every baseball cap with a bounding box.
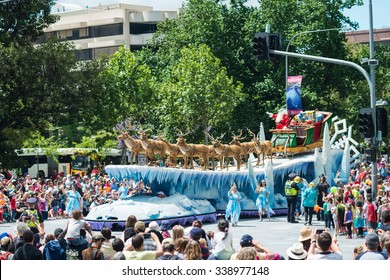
[288,173,296,180]
[365,232,379,246]
[92,232,105,242]
[26,197,37,204]
[240,234,253,247]
[189,227,203,240]
[54,228,64,238]
[162,238,175,250]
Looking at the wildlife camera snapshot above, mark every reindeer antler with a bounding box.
[175,128,190,137]
[232,129,245,141]
[217,132,226,141]
[205,131,215,142]
[156,131,166,141]
[247,128,256,140]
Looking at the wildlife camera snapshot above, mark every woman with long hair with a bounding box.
[255,179,273,221]
[172,225,184,242]
[65,184,82,218]
[225,182,241,226]
[175,237,189,259]
[123,215,137,242]
[184,240,202,260]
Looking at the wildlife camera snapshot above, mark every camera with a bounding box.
[143,233,151,239]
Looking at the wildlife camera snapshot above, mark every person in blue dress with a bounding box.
[118,182,128,200]
[255,179,274,221]
[225,182,241,226]
[65,184,82,218]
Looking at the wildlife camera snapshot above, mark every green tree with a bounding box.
[146,0,266,133]
[158,44,244,143]
[0,0,57,47]
[100,46,156,126]
[0,41,77,168]
[0,40,111,168]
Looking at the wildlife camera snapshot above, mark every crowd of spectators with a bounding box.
[0,169,153,223]
[0,156,389,260]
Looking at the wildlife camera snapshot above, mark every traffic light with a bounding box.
[376,107,388,137]
[358,108,375,138]
[268,33,281,60]
[364,147,377,163]
[253,32,268,60]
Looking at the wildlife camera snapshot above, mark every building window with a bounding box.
[72,29,80,40]
[130,45,143,52]
[75,49,92,61]
[130,23,157,35]
[92,46,120,59]
[90,23,123,38]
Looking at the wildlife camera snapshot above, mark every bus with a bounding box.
[16,148,125,178]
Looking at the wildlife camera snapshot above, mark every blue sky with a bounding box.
[58,0,389,31]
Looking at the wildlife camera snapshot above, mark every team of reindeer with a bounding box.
[117,128,273,171]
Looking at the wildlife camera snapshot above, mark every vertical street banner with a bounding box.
[286,75,303,116]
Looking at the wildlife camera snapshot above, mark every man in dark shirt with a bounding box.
[12,230,43,260]
[316,176,329,221]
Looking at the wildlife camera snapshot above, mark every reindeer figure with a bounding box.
[157,136,183,168]
[208,133,243,171]
[139,129,168,166]
[207,144,224,170]
[176,129,210,170]
[230,129,258,167]
[248,129,273,166]
[117,132,145,165]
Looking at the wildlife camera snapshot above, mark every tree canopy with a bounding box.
[1,0,389,169]
[0,0,57,47]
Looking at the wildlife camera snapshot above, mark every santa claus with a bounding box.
[267,109,290,129]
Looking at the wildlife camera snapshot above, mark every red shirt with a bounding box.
[10,196,16,210]
[367,203,377,222]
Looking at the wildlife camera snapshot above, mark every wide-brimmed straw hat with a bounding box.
[298,226,311,242]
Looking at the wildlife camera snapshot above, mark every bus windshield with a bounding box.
[71,155,89,171]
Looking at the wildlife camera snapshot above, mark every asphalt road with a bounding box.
[0,215,364,260]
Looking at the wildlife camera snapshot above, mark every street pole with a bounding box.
[285,28,349,92]
[368,0,378,199]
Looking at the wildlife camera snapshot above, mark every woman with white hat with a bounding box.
[286,242,308,260]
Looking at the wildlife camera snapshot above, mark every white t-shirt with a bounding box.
[307,251,343,260]
[65,219,86,239]
[211,232,234,255]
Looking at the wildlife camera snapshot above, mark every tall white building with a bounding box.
[38,3,179,60]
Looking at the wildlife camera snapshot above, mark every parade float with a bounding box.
[85,77,357,230]
[271,110,333,155]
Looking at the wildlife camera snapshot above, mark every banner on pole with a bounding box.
[286,75,303,116]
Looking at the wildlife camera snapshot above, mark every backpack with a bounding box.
[0,251,12,260]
